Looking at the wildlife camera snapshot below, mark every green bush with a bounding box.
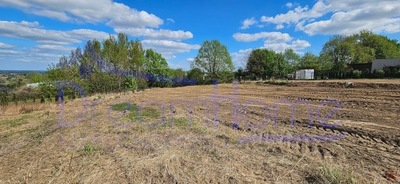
[352,70,362,78]
[124,77,138,91]
[396,69,400,78]
[0,91,9,106]
[373,69,385,78]
[137,78,148,90]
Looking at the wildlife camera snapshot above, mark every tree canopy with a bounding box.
[192,40,234,81]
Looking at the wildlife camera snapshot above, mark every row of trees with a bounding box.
[39,33,199,99]
[1,35,235,105]
[2,30,399,106]
[238,30,400,80]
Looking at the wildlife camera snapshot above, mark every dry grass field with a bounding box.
[0,80,399,183]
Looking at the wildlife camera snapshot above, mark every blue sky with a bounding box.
[0,0,399,71]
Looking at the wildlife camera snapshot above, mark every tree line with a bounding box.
[1,30,400,106]
[238,30,400,80]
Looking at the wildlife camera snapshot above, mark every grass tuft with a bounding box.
[81,143,100,155]
[172,117,190,128]
[111,102,136,111]
[1,116,28,127]
[305,165,357,184]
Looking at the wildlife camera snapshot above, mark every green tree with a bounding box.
[234,67,245,81]
[358,30,400,59]
[128,39,145,77]
[246,49,268,80]
[27,72,44,83]
[298,52,321,71]
[144,49,170,76]
[187,68,204,83]
[192,40,234,81]
[284,49,300,73]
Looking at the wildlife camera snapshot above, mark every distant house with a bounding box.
[371,59,400,71]
[348,59,400,72]
[26,83,40,88]
[295,69,314,80]
[348,63,372,73]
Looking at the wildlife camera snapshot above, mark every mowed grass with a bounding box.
[111,102,161,121]
[3,83,392,183]
[0,116,29,127]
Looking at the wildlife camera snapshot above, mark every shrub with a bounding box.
[0,91,9,106]
[305,165,357,184]
[352,70,362,78]
[137,78,148,90]
[396,69,400,78]
[373,69,385,78]
[124,77,138,91]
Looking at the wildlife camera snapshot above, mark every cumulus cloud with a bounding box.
[275,24,285,30]
[114,27,193,41]
[240,18,257,30]
[0,42,13,49]
[231,48,252,68]
[233,31,310,53]
[186,57,195,62]
[260,0,400,35]
[142,40,200,59]
[0,0,196,41]
[0,20,111,68]
[167,18,175,23]
[0,19,199,68]
[233,32,292,42]
[285,2,293,8]
[0,45,67,68]
[0,21,110,45]
[0,0,163,28]
[263,39,310,53]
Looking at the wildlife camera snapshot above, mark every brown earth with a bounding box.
[0,80,399,183]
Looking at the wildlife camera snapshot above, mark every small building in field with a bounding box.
[348,63,372,73]
[295,69,314,80]
[371,59,400,71]
[26,83,40,88]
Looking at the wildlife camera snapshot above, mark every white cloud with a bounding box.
[231,48,252,68]
[167,18,175,23]
[0,49,18,54]
[142,40,200,59]
[263,39,310,53]
[0,46,64,67]
[0,42,13,49]
[0,20,112,67]
[233,31,310,53]
[285,2,293,8]
[31,9,71,22]
[298,2,400,35]
[276,24,284,30]
[33,44,75,52]
[0,0,163,28]
[114,27,193,41]
[260,0,400,35]
[260,5,322,25]
[186,58,195,62]
[233,32,292,42]
[0,21,110,45]
[240,18,257,30]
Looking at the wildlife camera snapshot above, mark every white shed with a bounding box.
[295,69,314,80]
